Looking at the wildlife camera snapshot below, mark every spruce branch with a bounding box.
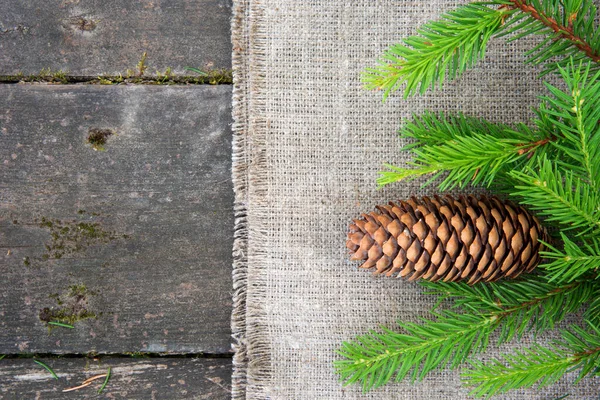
[540,233,600,282]
[363,3,513,98]
[377,113,550,189]
[504,0,600,75]
[365,0,600,98]
[422,275,595,335]
[335,311,502,392]
[541,61,600,190]
[509,155,600,236]
[463,322,600,398]
[335,275,593,391]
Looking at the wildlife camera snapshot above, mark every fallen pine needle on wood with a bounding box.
[62,381,92,392]
[33,360,58,380]
[62,370,111,393]
[98,367,111,394]
[48,321,75,329]
[81,373,107,385]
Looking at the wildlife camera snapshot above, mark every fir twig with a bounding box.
[335,276,593,391]
[540,233,600,282]
[336,311,498,391]
[541,61,600,190]
[363,3,512,98]
[422,275,595,335]
[584,291,600,325]
[510,155,600,237]
[463,322,600,398]
[365,0,600,98]
[377,112,550,189]
[504,0,600,74]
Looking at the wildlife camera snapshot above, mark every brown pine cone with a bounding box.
[346,195,548,284]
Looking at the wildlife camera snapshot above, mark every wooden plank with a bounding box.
[0,0,232,76]
[0,357,231,399]
[0,85,233,354]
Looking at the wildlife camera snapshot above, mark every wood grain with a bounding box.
[0,0,232,75]
[0,85,233,354]
[0,357,231,399]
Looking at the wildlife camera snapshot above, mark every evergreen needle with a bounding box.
[48,321,75,329]
[33,360,58,380]
[98,367,111,394]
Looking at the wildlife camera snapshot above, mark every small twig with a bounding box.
[517,137,554,157]
[33,360,58,380]
[510,0,600,63]
[48,321,74,329]
[62,381,93,392]
[98,367,111,394]
[81,373,107,385]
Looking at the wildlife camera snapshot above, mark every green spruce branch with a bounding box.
[504,0,600,75]
[541,233,600,282]
[377,112,551,189]
[510,154,600,237]
[363,3,510,98]
[540,62,600,190]
[584,293,600,325]
[463,322,600,398]
[364,0,600,98]
[335,276,594,391]
[380,61,600,194]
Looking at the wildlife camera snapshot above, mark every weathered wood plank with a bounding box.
[0,357,231,399]
[0,0,232,76]
[0,85,233,354]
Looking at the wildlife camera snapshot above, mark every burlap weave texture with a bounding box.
[231,1,600,399]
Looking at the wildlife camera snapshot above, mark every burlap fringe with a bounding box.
[231,1,271,398]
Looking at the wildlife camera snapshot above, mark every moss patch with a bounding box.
[39,284,100,327]
[34,211,128,261]
[87,128,114,151]
[0,68,233,85]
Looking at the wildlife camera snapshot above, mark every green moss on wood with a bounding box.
[87,128,114,151]
[24,211,131,265]
[0,69,233,85]
[39,284,100,327]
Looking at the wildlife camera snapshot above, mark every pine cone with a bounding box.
[347,195,548,284]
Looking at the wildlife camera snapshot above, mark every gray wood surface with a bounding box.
[0,357,231,399]
[0,85,233,355]
[0,0,232,76]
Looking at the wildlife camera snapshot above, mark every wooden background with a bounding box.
[0,1,234,398]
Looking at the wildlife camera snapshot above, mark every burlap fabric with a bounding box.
[231,1,600,399]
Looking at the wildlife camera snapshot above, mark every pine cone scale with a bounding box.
[347,195,547,283]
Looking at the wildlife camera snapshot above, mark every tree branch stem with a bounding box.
[517,137,554,157]
[510,0,600,64]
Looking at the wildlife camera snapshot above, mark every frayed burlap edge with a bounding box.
[231,1,270,399]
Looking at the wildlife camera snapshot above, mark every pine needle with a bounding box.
[62,382,93,392]
[33,360,58,380]
[82,373,108,384]
[98,367,111,394]
[48,321,75,329]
